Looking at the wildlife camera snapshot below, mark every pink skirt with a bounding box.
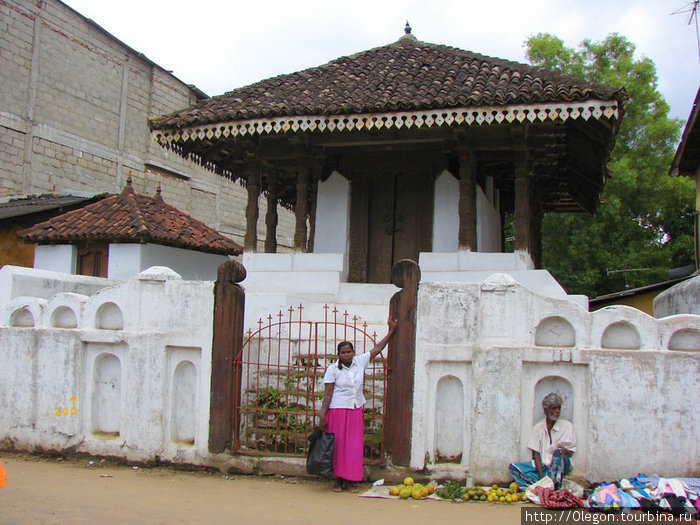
[326,407,364,481]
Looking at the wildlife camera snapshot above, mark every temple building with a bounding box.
[150,25,625,290]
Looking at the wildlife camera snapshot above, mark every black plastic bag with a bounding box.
[306,429,334,478]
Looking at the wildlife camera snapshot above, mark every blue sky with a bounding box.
[64,0,700,122]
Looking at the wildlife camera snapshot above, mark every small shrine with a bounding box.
[17,177,242,280]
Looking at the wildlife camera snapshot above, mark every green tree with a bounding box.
[525,33,696,298]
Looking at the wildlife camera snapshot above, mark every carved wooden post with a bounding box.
[307,169,319,253]
[264,175,278,253]
[293,167,309,251]
[384,258,420,466]
[514,152,531,256]
[208,259,246,453]
[244,170,260,252]
[458,152,477,251]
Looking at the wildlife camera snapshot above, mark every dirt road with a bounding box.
[0,452,524,524]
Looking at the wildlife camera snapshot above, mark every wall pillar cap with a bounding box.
[137,266,183,282]
[481,272,518,291]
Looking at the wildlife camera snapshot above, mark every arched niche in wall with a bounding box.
[601,321,641,350]
[92,353,121,436]
[532,376,573,425]
[9,307,34,327]
[668,328,700,352]
[171,360,197,445]
[434,375,464,462]
[96,302,123,330]
[535,317,575,347]
[51,306,78,329]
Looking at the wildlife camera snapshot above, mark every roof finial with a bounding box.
[122,171,135,195]
[404,20,412,35]
[154,181,164,204]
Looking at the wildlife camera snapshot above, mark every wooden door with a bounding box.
[366,172,432,283]
[77,242,108,277]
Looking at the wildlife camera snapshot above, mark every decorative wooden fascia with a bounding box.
[152,101,620,179]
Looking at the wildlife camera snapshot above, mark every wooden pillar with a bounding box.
[264,175,278,253]
[244,170,260,252]
[514,152,531,257]
[348,173,370,283]
[532,203,543,269]
[307,168,320,253]
[208,259,246,453]
[458,153,477,251]
[293,167,310,252]
[384,259,420,466]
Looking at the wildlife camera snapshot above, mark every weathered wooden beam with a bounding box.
[458,152,477,250]
[293,167,310,251]
[264,174,278,253]
[384,259,420,466]
[514,151,531,254]
[209,259,246,453]
[244,169,260,252]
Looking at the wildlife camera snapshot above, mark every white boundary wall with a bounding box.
[2,263,699,482]
[0,265,214,464]
[412,275,700,482]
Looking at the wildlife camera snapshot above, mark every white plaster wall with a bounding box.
[654,275,700,317]
[432,170,459,252]
[34,244,76,274]
[0,265,117,304]
[411,277,700,483]
[476,182,501,252]
[313,171,350,278]
[430,172,501,254]
[108,243,229,281]
[0,265,215,464]
[241,252,397,337]
[418,251,586,307]
[3,263,699,481]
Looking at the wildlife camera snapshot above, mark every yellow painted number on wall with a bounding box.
[55,396,78,417]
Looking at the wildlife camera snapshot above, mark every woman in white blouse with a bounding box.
[319,317,398,492]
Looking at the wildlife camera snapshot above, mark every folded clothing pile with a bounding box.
[585,475,699,518]
[534,486,583,509]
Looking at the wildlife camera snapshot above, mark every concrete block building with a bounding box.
[0,0,294,253]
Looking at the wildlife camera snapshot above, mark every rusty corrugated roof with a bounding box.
[0,193,108,220]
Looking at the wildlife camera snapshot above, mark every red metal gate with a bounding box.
[232,304,387,462]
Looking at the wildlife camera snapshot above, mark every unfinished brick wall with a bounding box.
[0,0,295,250]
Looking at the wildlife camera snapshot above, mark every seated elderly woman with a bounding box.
[509,393,576,489]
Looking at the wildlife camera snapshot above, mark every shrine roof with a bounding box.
[17,179,243,256]
[150,33,626,131]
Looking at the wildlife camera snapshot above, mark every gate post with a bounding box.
[208,259,246,453]
[384,259,420,466]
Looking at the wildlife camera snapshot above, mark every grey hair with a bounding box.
[542,393,562,410]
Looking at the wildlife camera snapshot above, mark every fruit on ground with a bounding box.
[399,488,412,499]
[403,477,414,486]
[388,486,400,496]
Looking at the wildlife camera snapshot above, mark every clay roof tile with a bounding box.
[17,183,243,256]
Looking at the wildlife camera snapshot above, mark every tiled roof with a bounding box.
[0,193,107,220]
[17,181,243,256]
[151,34,626,130]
